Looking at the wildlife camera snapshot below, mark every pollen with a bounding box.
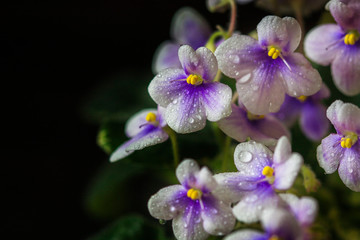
[262,166,274,178]
[247,111,265,120]
[344,31,359,45]
[268,236,280,240]
[268,46,281,60]
[145,112,157,123]
[186,74,203,86]
[340,133,358,149]
[297,95,307,102]
[187,188,202,200]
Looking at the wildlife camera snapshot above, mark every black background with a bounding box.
[0,0,266,238]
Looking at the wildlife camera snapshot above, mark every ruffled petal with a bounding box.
[257,16,301,53]
[152,41,181,74]
[331,43,360,96]
[215,34,259,79]
[194,167,218,193]
[338,142,360,191]
[273,136,292,164]
[234,141,273,179]
[304,24,343,66]
[218,104,289,148]
[225,230,266,240]
[109,138,134,162]
[261,208,302,240]
[300,102,329,141]
[172,202,208,240]
[201,197,236,236]
[273,153,303,190]
[232,184,282,223]
[201,82,232,121]
[171,7,211,49]
[311,83,331,101]
[148,185,187,220]
[148,68,188,107]
[178,45,218,81]
[317,134,343,174]
[164,86,207,134]
[176,159,200,187]
[326,100,360,134]
[327,0,360,30]
[125,108,158,137]
[281,53,322,98]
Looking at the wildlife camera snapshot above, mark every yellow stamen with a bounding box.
[247,111,265,121]
[186,74,203,86]
[145,112,157,123]
[269,236,280,240]
[340,132,358,148]
[268,46,281,60]
[262,166,274,178]
[297,95,307,102]
[344,31,359,45]
[187,188,202,200]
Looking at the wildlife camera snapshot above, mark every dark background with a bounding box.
[0,0,266,238]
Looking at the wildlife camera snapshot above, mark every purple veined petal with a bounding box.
[218,104,289,149]
[148,68,187,107]
[201,82,232,122]
[273,95,302,127]
[164,85,207,134]
[257,16,301,53]
[338,142,360,191]
[178,45,218,81]
[311,83,331,101]
[215,34,259,79]
[201,197,236,236]
[172,202,208,240]
[280,193,318,227]
[300,102,330,141]
[331,42,360,96]
[281,52,322,98]
[273,136,292,164]
[234,141,273,179]
[328,0,360,30]
[147,185,187,220]
[193,167,218,193]
[171,7,211,50]
[125,108,157,138]
[232,183,282,223]
[261,208,303,240]
[213,172,259,203]
[157,105,167,128]
[109,138,134,162]
[304,24,343,66]
[125,127,169,151]
[317,134,343,174]
[273,153,303,190]
[152,41,181,74]
[176,159,200,187]
[327,100,360,134]
[225,230,266,240]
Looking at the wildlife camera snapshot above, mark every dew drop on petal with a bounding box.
[238,73,251,84]
[238,151,253,163]
[189,118,194,123]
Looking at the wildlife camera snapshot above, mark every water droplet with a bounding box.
[211,209,218,214]
[238,151,253,163]
[239,73,251,83]
[170,206,176,212]
[172,99,178,104]
[349,168,354,173]
[189,118,194,123]
[330,152,335,157]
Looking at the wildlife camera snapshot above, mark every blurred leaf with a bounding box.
[302,165,321,193]
[88,215,169,240]
[97,121,126,154]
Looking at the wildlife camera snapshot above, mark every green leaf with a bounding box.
[301,165,321,193]
[88,215,169,240]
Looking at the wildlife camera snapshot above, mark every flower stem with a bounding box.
[227,0,237,38]
[164,126,180,167]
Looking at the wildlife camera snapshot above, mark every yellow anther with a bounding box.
[297,95,307,102]
[268,47,281,60]
[262,166,274,178]
[186,74,203,86]
[344,31,359,45]
[187,188,202,200]
[247,111,265,121]
[145,112,157,123]
[341,137,353,148]
[269,236,280,240]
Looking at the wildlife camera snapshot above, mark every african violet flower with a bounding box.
[214,136,303,223]
[280,193,318,240]
[215,15,322,115]
[304,0,360,96]
[148,159,235,240]
[218,101,290,149]
[274,84,330,141]
[152,7,211,73]
[109,107,168,162]
[148,45,232,134]
[224,207,303,240]
[317,100,360,191]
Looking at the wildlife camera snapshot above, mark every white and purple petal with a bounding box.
[338,142,360,192]
[176,159,201,187]
[300,101,329,141]
[152,41,181,74]
[193,167,218,193]
[273,95,302,127]
[125,108,158,138]
[273,153,303,190]
[327,0,360,30]
[273,136,292,164]
[225,230,266,240]
[326,100,360,134]
[317,134,343,174]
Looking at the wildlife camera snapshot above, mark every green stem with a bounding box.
[164,127,180,167]
[227,0,237,38]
